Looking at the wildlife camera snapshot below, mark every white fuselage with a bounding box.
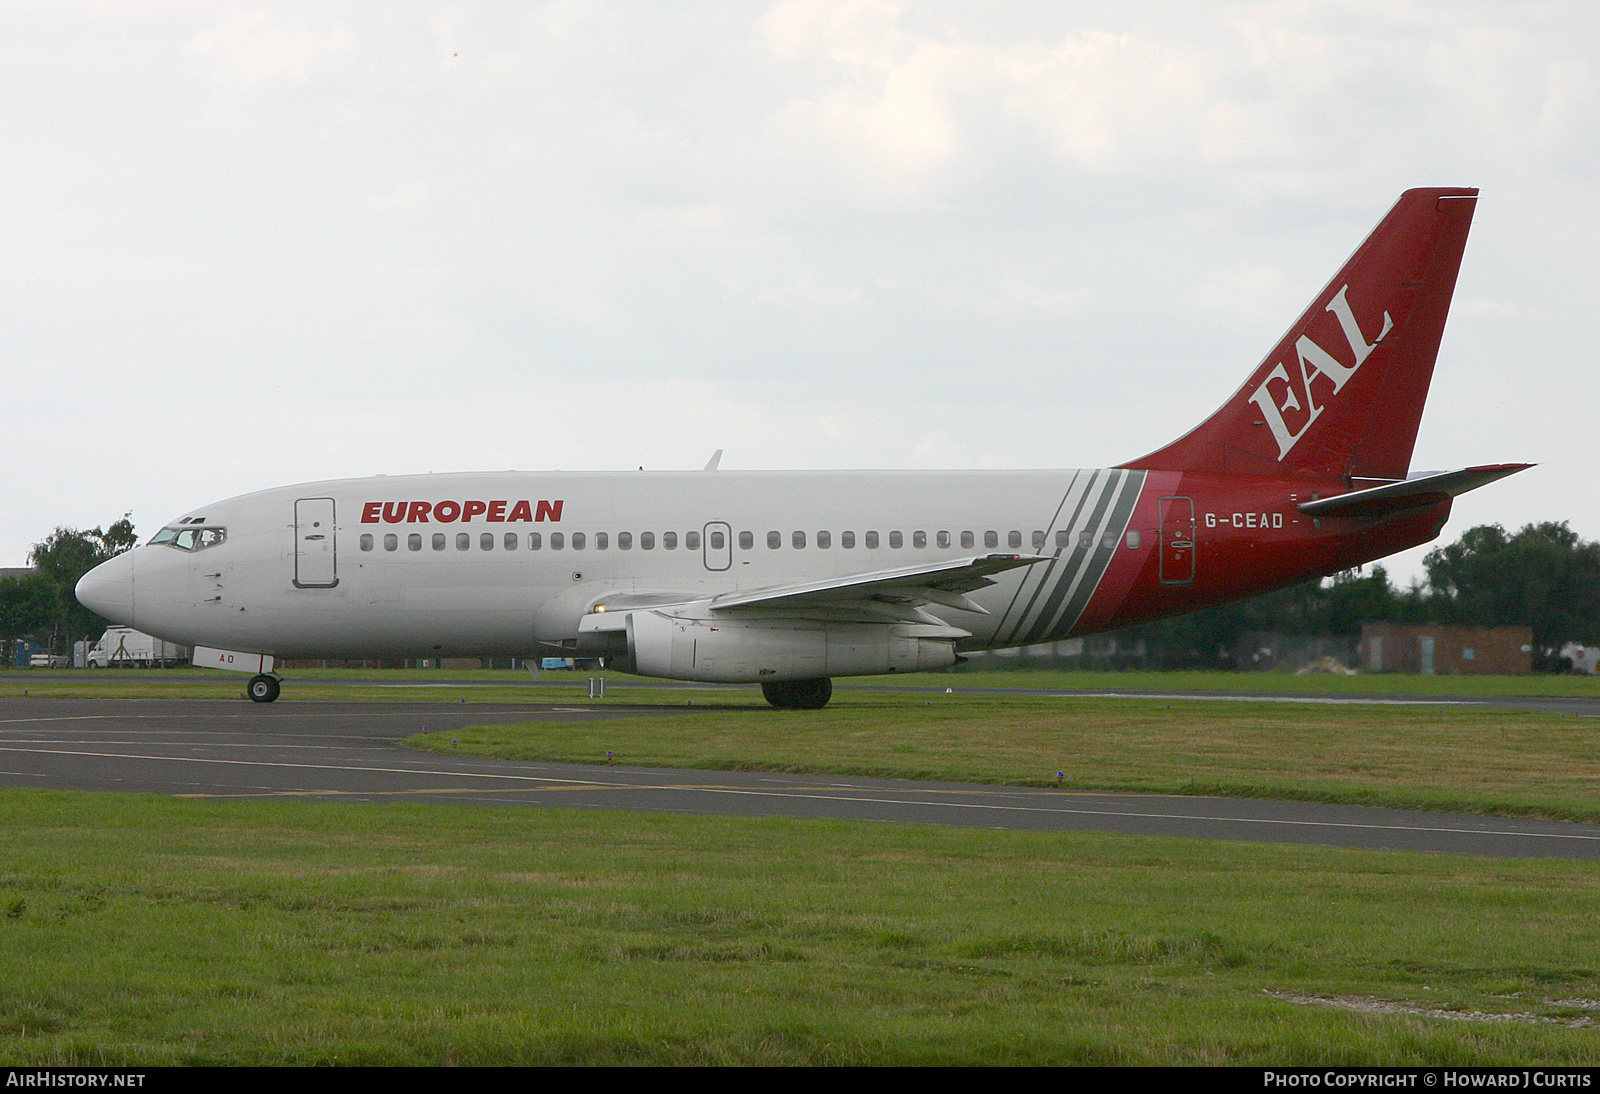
[80,467,1150,662]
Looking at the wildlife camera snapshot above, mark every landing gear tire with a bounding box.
[247,674,281,703]
[761,678,832,710]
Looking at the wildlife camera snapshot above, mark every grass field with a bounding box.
[3,671,1599,1064]
[2,790,1599,1066]
[411,690,1600,823]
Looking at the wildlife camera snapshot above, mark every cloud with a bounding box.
[754,1,1600,208]
[759,277,869,314]
[185,10,356,91]
[366,183,430,213]
[759,3,1220,196]
[935,278,1089,321]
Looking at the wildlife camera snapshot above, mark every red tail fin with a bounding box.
[1122,187,1478,482]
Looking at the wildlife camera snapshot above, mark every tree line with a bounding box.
[0,518,136,665]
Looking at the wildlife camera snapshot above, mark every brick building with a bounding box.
[1358,622,1532,675]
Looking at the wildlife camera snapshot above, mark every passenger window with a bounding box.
[685,531,700,550]
[551,533,565,550]
[504,533,517,550]
[1007,530,1021,549]
[889,531,903,549]
[1126,530,1141,549]
[529,533,542,550]
[817,530,831,549]
[984,531,998,548]
[767,531,781,549]
[641,531,655,550]
[572,532,587,550]
[409,534,422,552]
[738,531,752,550]
[710,530,725,550]
[595,532,608,550]
[618,532,632,550]
[1101,531,1118,549]
[1079,531,1092,548]
[912,531,926,549]
[841,531,856,548]
[1032,531,1046,549]
[663,531,677,550]
[961,531,974,549]
[481,533,494,551]
[360,534,374,552]
[865,531,879,549]
[936,531,949,549]
[384,534,398,552]
[1056,530,1071,548]
[793,531,806,549]
[432,533,446,551]
[456,533,470,551]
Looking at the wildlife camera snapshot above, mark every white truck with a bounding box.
[86,627,188,668]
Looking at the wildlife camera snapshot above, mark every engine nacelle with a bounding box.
[620,610,959,683]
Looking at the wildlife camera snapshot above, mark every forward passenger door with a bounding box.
[294,498,339,588]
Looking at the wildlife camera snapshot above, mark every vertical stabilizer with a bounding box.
[1122,188,1478,482]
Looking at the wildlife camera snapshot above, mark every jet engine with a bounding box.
[603,609,959,683]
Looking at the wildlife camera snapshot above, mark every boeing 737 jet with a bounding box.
[76,187,1527,707]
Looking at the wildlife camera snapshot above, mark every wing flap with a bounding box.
[706,553,1048,614]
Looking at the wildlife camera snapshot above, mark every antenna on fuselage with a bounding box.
[702,449,724,471]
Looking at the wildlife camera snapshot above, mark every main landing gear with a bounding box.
[247,674,281,703]
[761,677,832,710]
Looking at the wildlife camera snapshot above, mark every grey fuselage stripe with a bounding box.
[1010,470,1129,647]
[996,470,1117,647]
[1035,470,1146,644]
[994,470,1092,643]
[1011,470,1152,649]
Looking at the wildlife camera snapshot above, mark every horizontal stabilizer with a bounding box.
[707,554,1048,614]
[1296,463,1533,520]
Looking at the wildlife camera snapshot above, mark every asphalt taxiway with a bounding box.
[10,671,1600,717]
[2,696,1597,861]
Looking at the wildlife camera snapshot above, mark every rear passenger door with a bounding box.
[1158,496,1194,586]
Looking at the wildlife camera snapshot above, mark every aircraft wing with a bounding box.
[577,554,1047,643]
[1296,463,1533,520]
[704,553,1048,615]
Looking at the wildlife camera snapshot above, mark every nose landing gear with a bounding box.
[247,674,281,703]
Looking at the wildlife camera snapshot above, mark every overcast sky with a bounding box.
[3,1,1595,587]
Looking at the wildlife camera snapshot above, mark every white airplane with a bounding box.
[77,188,1527,707]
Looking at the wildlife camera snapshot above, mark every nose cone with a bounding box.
[76,551,136,625]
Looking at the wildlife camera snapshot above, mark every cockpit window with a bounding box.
[150,526,227,551]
